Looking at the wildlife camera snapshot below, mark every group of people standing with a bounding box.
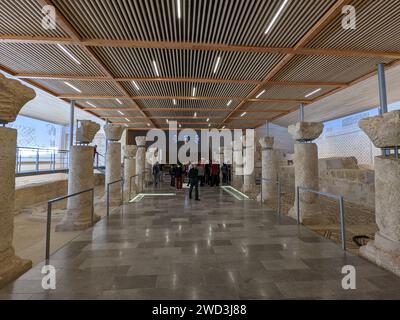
[167,162,230,201]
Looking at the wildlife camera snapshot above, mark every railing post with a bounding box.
[277,181,281,216]
[339,196,347,251]
[91,189,95,226]
[106,183,110,217]
[45,202,52,262]
[260,178,263,206]
[36,149,40,173]
[121,178,124,205]
[296,186,300,224]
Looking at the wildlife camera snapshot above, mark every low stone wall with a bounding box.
[319,168,375,210]
[279,164,375,211]
[15,173,105,215]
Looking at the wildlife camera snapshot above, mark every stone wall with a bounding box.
[278,159,375,211]
[319,168,375,210]
[15,173,104,214]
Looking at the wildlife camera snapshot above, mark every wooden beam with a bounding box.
[84,107,290,113]
[218,0,353,128]
[1,34,400,59]
[14,73,349,88]
[115,77,261,85]
[247,99,311,104]
[16,73,111,81]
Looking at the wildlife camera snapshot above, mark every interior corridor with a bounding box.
[2,183,400,300]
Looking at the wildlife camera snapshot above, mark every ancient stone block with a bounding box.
[288,122,324,142]
[104,124,125,141]
[76,120,100,144]
[359,110,400,148]
[0,75,36,124]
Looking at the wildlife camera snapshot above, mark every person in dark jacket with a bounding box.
[169,165,176,187]
[188,164,200,201]
[221,163,229,184]
[152,162,161,186]
[175,162,183,190]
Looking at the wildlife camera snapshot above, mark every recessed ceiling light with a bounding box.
[206,118,210,122]
[227,100,233,107]
[305,88,322,98]
[179,124,182,128]
[153,60,160,77]
[241,112,247,117]
[125,118,130,122]
[192,87,196,97]
[265,0,289,34]
[166,119,169,124]
[214,56,221,74]
[177,0,181,19]
[208,124,211,127]
[64,81,82,93]
[86,101,96,108]
[147,123,151,127]
[173,99,177,105]
[222,126,226,129]
[194,112,197,118]
[118,111,125,116]
[116,98,123,105]
[256,90,266,99]
[57,44,81,65]
[132,81,140,90]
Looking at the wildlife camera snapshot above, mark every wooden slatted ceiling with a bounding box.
[307,0,400,52]
[52,0,336,47]
[0,0,399,129]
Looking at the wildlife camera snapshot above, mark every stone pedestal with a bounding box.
[56,146,99,231]
[243,139,256,195]
[0,127,32,288]
[123,145,138,201]
[358,111,400,276]
[258,137,278,206]
[105,141,122,205]
[288,143,327,224]
[232,141,243,189]
[288,122,326,225]
[360,156,400,276]
[136,137,146,192]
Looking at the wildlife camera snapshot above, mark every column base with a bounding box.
[0,249,32,288]
[288,202,329,225]
[360,232,400,277]
[257,193,277,208]
[55,213,101,232]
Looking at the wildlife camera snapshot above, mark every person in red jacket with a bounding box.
[210,161,220,187]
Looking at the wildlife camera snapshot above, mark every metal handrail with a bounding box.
[261,178,283,216]
[46,188,95,261]
[296,186,346,251]
[106,178,124,217]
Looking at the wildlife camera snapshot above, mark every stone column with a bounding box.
[232,140,243,189]
[359,111,400,276]
[243,138,256,195]
[104,125,124,205]
[57,121,100,231]
[0,74,35,287]
[123,145,137,200]
[0,128,32,287]
[136,136,146,192]
[57,146,98,231]
[258,137,278,205]
[288,122,328,225]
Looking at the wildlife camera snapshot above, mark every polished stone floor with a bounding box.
[1,183,400,300]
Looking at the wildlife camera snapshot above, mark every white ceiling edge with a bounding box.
[272,63,400,128]
[1,70,106,127]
